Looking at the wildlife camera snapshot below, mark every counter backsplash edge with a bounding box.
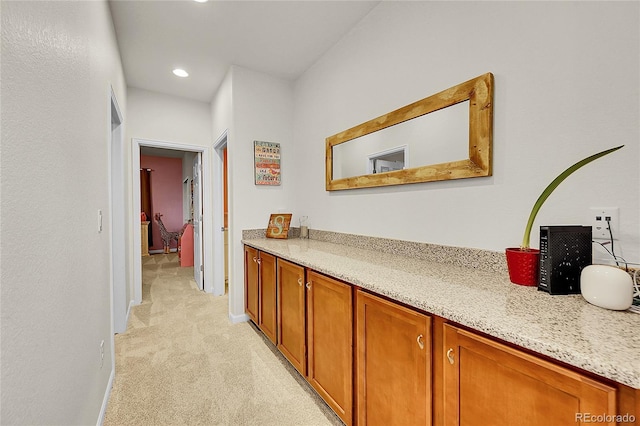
[242,228,508,275]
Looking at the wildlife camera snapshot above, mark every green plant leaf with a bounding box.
[521,145,624,250]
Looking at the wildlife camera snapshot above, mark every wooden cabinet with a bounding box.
[442,324,618,426]
[243,246,277,343]
[273,255,354,424]
[306,270,353,425]
[277,258,307,375]
[244,245,259,323]
[258,252,277,344]
[356,290,431,426]
[244,245,639,426]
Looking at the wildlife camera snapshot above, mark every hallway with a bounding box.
[104,254,341,425]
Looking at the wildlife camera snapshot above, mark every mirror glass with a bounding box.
[332,101,469,180]
[325,73,493,191]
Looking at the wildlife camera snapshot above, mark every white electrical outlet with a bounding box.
[589,207,619,240]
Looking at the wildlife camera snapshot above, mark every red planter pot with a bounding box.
[505,248,540,286]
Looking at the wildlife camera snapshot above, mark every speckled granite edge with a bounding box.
[243,229,640,284]
[242,228,300,240]
[310,229,508,274]
[243,228,507,275]
[242,229,266,239]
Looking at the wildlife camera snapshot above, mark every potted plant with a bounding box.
[506,145,624,286]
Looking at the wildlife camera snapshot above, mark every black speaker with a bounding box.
[538,225,592,295]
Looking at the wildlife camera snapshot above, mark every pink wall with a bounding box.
[141,155,184,251]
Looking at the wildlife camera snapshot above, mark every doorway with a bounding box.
[110,88,127,335]
[212,131,228,298]
[132,138,214,305]
[192,152,204,290]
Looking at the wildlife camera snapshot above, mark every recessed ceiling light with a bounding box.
[173,68,189,78]
[193,0,208,3]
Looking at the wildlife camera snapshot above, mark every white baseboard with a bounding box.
[96,368,115,426]
[229,312,249,324]
[125,300,135,327]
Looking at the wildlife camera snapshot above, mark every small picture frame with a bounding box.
[266,213,292,239]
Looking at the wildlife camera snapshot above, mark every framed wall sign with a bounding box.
[254,141,281,185]
[266,213,292,239]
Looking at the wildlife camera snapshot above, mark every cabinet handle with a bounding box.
[252,257,257,263]
[297,278,303,286]
[306,282,311,290]
[256,258,262,265]
[446,348,455,365]
[417,334,424,350]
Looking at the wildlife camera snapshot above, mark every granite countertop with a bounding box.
[242,237,640,389]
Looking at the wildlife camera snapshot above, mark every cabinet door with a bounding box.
[307,271,353,425]
[442,324,617,426]
[243,245,259,323]
[356,290,431,426]
[258,252,277,344]
[277,258,306,375]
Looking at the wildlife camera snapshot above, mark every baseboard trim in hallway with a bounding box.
[98,368,115,426]
[229,312,250,324]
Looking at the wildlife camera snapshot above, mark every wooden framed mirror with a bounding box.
[325,72,494,191]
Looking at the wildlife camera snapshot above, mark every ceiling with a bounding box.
[109,0,380,104]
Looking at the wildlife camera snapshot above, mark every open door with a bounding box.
[212,131,228,298]
[223,147,229,291]
[193,153,204,290]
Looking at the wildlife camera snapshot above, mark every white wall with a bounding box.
[210,70,233,305]
[1,1,127,424]
[125,88,212,304]
[292,1,639,264]
[218,66,295,319]
[127,87,213,147]
[211,70,233,145]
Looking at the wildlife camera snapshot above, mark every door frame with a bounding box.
[132,138,214,304]
[212,130,228,298]
[109,86,127,335]
[192,152,204,290]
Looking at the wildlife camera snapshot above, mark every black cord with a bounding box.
[606,217,620,266]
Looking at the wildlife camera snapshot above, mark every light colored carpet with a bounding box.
[104,253,342,426]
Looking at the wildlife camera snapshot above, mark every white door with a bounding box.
[193,153,204,290]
